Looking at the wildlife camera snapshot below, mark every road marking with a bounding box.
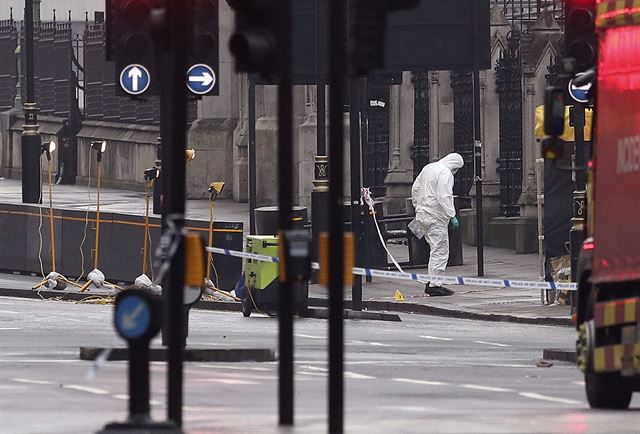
[13,378,55,385]
[460,384,513,393]
[303,365,374,379]
[0,310,19,314]
[518,392,583,405]
[0,327,21,330]
[63,384,110,395]
[474,340,511,347]
[392,378,449,386]
[0,359,81,364]
[571,381,585,386]
[420,335,453,341]
[194,364,272,372]
[209,379,260,385]
[349,339,391,347]
[295,333,325,340]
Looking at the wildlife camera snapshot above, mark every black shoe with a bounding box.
[424,285,455,297]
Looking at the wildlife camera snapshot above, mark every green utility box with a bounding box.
[242,235,309,317]
[244,235,279,291]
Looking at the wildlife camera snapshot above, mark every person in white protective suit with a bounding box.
[411,153,464,296]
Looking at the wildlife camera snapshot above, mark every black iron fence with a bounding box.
[495,31,523,217]
[0,19,17,112]
[494,0,564,31]
[0,12,196,126]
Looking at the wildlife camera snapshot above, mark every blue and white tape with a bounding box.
[206,247,577,291]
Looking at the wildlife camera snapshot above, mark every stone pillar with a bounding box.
[385,71,414,215]
[428,71,440,161]
[233,74,248,202]
[521,81,537,216]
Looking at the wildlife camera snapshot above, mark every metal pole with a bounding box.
[129,343,151,418]
[277,0,295,426]
[349,77,363,311]
[328,0,345,431]
[164,0,189,426]
[317,84,326,156]
[473,0,484,277]
[249,76,257,235]
[316,0,326,156]
[152,136,162,215]
[21,0,41,204]
[570,103,587,292]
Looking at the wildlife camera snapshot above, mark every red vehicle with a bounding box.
[574,1,640,409]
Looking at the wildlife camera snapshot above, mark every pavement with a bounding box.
[0,177,572,326]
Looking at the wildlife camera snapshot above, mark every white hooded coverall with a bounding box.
[411,153,464,287]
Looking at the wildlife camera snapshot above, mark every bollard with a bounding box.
[98,289,178,433]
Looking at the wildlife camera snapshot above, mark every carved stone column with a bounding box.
[411,71,429,178]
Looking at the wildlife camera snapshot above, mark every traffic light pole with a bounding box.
[21,0,41,204]
[328,0,346,431]
[570,104,587,291]
[473,0,484,277]
[349,77,363,311]
[249,76,257,235]
[277,0,295,426]
[162,0,189,427]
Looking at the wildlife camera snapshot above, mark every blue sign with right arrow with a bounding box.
[187,64,217,95]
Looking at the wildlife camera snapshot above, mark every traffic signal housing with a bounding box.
[189,0,219,94]
[106,0,155,75]
[564,0,597,72]
[227,0,280,82]
[349,0,419,76]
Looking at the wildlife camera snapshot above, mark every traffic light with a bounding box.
[188,0,219,94]
[106,0,155,95]
[349,0,419,75]
[106,0,154,70]
[564,0,597,72]
[227,0,280,81]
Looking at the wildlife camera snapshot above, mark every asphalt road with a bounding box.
[1,297,638,434]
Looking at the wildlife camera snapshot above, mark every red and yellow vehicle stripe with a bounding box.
[594,297,640,327]
[596,0,640,30]
[593,342,640,373]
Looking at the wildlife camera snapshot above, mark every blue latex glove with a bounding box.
[450,216,459,229]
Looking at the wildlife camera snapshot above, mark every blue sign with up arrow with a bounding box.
[186,64,216,95]
[120,64,151,96]
[115,294,151,339]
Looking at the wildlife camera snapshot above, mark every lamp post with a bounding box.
[21,0,41,204]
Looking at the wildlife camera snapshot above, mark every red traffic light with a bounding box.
[120,0,151,24]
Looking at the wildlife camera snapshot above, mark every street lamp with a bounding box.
[91,140,107,162]
[32,140,78,291]
[80,140,124,292]
[40,140,56,161]
[134,166,163,292]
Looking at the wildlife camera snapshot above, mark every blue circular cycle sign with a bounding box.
[115,294,151,339]
[120,64,151,96]
[186,64,216,95]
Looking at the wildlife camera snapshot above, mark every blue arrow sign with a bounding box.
[187,64,216,95]
[120,64,151,96]
[568,74,591,104]
[115,295,151,339]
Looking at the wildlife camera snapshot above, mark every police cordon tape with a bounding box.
[205,247,577,291]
